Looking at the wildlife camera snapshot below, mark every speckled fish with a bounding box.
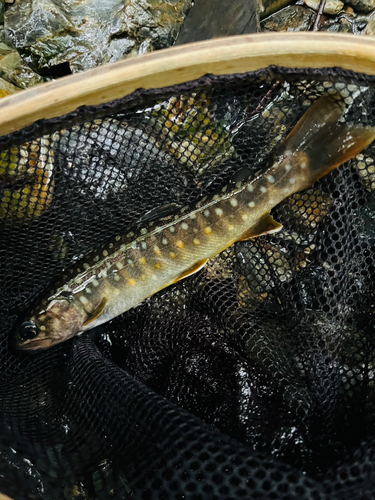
[15,96,375,350]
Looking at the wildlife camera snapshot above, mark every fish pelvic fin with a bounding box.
[173,259,208,283]
[279,95,375,190]
[83,297,107,327]
[238,213,283,241]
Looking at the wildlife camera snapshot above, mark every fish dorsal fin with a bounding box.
[173,259,208,284]
[83,297,107,326]
[136,203,181,224]
[238,213,283,241]
[230,167,253,185]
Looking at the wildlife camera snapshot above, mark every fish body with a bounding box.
[15,96,375,350]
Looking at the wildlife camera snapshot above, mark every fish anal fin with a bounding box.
[83,297,107,326]
[238,213,283,241]
[173,259,208,283]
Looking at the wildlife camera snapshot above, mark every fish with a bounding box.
[0,136,55,223]
[14,95,375,351]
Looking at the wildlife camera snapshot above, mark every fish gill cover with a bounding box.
[1,67,375,498]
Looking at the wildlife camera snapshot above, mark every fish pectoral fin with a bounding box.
[83,297,107,326]
[238,213,283,241]
[173,259,209,284]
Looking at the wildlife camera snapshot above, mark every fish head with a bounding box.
[15,295,87,351]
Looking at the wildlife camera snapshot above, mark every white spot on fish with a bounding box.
[127,232,134,238]
[162,238,168,245]
[93,255,100,263]
[260,186,267,193]
[215,208,223,216]
[141,242,147,249]
[169,226,176,233]
[114,274,120,282]
[193,228,198,234]
[267,175,275,183]
[101,270,108,278]
[249,201,255,208]
[102,250,108,257]
[79,295,89,305]
[92,279,99,287]
[290,178,296,184]
[301,162,307,169]
[116,261,124,270]
[141,228,147,235]
[115,235,121,241]
[247,184,254,192]
[204,210,210,217]
[86,288,92,294]
[285,164,292,172]
[127,259,133,265]
[83,263,90,270]
[285,150,292,157]
[230,198,238,207]
[109,243,114,249]
[181,222,189,230]
[241,214,248,222]
[120,244,126,251]
[190,213,196,220]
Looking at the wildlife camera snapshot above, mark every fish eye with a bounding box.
[18,321,40,341]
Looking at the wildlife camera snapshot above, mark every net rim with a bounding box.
[0,32,375,136]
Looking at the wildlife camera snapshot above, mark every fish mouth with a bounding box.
[13,330,55,352]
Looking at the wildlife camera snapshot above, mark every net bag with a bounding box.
[1,32,375,499]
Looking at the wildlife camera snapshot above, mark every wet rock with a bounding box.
[261,5,315,32]
[4,0,192,74]
[365,11,375,34]
[260,0,295,18]
[305,0,344,15]
[175,0,259,45]
[344,0,375,12]
[0,41,44,89]
[324,16,354,31]
[0,76,19,97]
[318,10,367,35]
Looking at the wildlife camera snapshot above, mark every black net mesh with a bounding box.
[2,66,375,499]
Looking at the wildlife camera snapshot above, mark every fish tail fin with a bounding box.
[280,95,375,190]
